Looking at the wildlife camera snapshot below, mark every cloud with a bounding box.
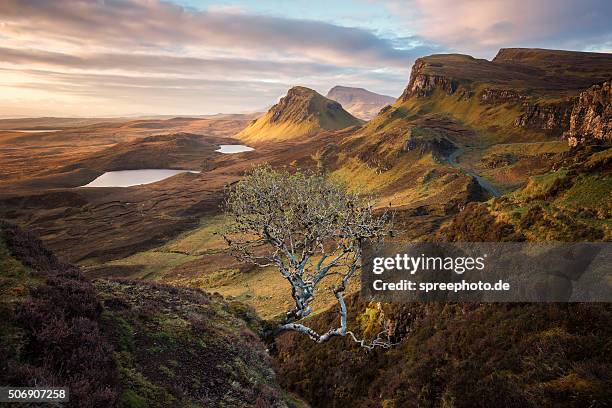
[383,0,612,57]
[0,47,345,80]
[4,0,607,117]
[0,0,428,68]
[0,0,432,116]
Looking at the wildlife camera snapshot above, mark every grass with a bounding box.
[484,141,568,156]
[89,215,228,280]
[105,251,199,280]
[162,214,228,255]
[0,234,38,300]
[516,169,569,199]
[559,174,612,208]
[0,235,35,380]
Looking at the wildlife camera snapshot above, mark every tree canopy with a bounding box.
[222,165,391,347]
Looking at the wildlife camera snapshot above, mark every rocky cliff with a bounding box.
[393,49,612,138]
[399,58,460,101]
[513,100,573,134]
[565,81,612,147]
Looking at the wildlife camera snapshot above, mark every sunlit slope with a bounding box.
[236,86,362,142]
[363,48,612,145]
[328,48,612,205]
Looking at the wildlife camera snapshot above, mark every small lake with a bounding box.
[81,169,199,188]
[216,144,254,154]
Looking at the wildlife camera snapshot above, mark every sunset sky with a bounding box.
[1,0,611,117]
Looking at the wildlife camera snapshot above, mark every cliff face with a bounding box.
[479,88,526,105]
[516,80,612,144]
[399,58,459,101]
[393,49,612,139]
[565,81,612,147]
[513,100,573,133]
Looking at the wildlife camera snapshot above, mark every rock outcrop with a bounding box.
[479,88,526,105]
[513,100,573,134]
[565,81,612,147]
[402,134,456,159]
[399,58,459,101]
[514,80,612,143]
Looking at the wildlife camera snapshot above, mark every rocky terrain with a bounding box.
[236,86,362,142]
[326,85,396,120]
[565,81,611,147]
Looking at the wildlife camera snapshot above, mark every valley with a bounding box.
[1,47,611,407]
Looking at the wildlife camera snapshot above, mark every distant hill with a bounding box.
[326,86,395,120]
[236,86,362,142]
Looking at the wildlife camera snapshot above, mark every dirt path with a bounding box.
[447,148,501,197]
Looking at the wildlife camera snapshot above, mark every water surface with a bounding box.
[216,144,254,154]
[82,169,199,187]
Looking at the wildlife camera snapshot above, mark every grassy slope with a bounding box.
[237,87,362,142]
[0,221,121,407]
[96,279,305,408]
[330,49,612,207]
[236,112,319,142]
[275,299,612,408]
[87,214,345,320]
[475,146,610,242]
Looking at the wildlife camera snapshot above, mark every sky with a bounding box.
[0,0,610,117]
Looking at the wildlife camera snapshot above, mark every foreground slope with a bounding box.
[326,85,396,120]
[275,298,612,408]
[274,146,612,408]
[0,222,303,408]
[236,86,362,142]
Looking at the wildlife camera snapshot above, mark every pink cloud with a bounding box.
[384,0,612,57]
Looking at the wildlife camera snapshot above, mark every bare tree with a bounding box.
[221,165,392,348]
